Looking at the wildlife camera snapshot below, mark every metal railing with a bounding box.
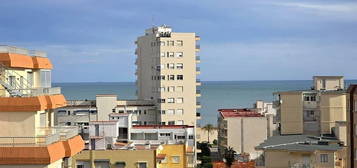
[0,45,47,57]
[0,87,61,97]
[0,126,78,147]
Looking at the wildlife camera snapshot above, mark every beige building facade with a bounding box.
[217,109,273,159]
[274,76,347,135]
[256,135,346,168]
[135,25,200,126]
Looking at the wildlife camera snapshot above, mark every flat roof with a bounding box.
[256,135,342,152]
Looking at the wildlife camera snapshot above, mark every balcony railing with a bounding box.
[0,45,47,57]
[196,44,200,49]
[196,56,200,61]
[0,87,61,97]
[196,90,201,94]
[0,126,78,147]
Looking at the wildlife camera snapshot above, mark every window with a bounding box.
[115,162,126,168]
[160,75,165,80]
[161,110,166,115]
[160,87,165,92]
[167,98,175,103]
[112,109,116,112]
[176,98,183,104]
[176,63,183,69]
[177,120,184,125]
[161,122,166,125]
[144,110,147,115]
[177,75,183,80]
[160,41,165,46]
[168,41,174,46]
[320,154,328,163]
[176,109,184,115]
[168,63,175,69]
[40,70,52,88]
[160,52,166,57]
[168,52,174,57]
[168,121,175,125]
[168,86,175,92]
[160,133,171,136]
[177,86,183,92]
[158,99,165,103]
[176,52,183,58]
[176,40,183,46]
[119,110,124,113]
[137,162,147,168]
[167,109,175,115]
[176,135,185,139]
[168,75,175,80]
[172,156,180,163]
[189,135,194,139]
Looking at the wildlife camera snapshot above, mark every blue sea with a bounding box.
[53,80,357,125]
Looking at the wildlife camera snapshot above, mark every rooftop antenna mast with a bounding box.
[151,15,156,27]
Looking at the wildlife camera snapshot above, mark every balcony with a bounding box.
[196,112,201,119]
[196,90,201,97]
[196,67,201,75]
[0,45,47,57]
[196,56,200,63]
[196,79,201,86]
[196,44,200,51]
[196,102,202,109]
[0,126,78,147]
[0,126,84,165]
[195,36,201,41]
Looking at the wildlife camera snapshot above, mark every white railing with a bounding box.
[0,126,78,147]
[0,45,47,57]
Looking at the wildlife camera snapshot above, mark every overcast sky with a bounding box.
[1,0,356,82]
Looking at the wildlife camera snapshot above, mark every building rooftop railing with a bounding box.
[0,87,62,97]
[0,126,78,147]
[0,45,47,57]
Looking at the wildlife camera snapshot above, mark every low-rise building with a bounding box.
[217,109,274,160]
[274,76,347,135]
[0,45,84,167]
[72,149,157,168]
[255,135,346,168]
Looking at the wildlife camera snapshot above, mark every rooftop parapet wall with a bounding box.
[0,45,52,69]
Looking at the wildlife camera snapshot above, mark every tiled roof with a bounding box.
[218,109,263,118]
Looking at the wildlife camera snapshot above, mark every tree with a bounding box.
[202,124,216,143]
[224,147,236,168]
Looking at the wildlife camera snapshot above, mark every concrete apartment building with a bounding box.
[256,135,346,168]
[347,85,357,168]
[73,144,188,168]
[217,109,274,160]
[0,45,84,167]
[135,25,201,126]
[274,76,347,136]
